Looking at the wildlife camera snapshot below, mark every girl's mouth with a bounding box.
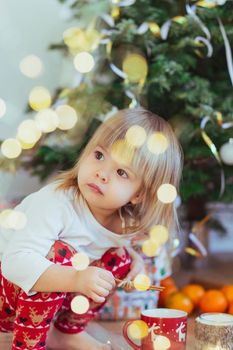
[87,183,103,195]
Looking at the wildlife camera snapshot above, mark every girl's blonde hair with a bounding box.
[54,108,183,243]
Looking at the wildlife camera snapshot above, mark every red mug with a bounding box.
[123,308,187,350]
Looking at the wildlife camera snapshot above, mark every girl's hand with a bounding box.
[76,266,116,304]
[126,247,145,281]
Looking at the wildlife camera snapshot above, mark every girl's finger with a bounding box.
[90,292,105,304]
[100,270,116,287]
[94,285,110,297]
[97,279,113,292]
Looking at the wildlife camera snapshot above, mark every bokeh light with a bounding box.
[71,295,90,314]
[29,86,51,111]
[5,210,27,230]
[56,105,78,130]
[142,239,160,257]
[73,52,95,73]
[128,320,149,340]
[147,132,169,155]
[63,27,82,49]
[0,209,13,229]
[149,225,169,245]
[17,119,42,144]
[125,125,146,147]
[1,138,22,159]
[220,140,233,165]
[35,108,59,133]
[71,252,90,271]
[110,139,134,166]
[157,184,177,203]
[18,140,37,150]
[153,335,171,350]
[122,53,148,83]
[0,98,6,118]
[133,274,151,291]
[19,54,43,78]
[63,27,100,52]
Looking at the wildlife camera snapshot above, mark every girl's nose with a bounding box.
[96,170,108,183]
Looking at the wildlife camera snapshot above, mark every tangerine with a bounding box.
[158,284,178,307]
[221,285,233,304]
[165,291,194,314]
[199,289,228,313]
[181,284,205,307]
[228,301,233,315]
[160,276,176,288]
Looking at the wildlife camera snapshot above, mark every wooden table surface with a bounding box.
[186,316,195,349]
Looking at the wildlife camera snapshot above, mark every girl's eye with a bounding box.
[117,169,128,178]
[94,150,104,160]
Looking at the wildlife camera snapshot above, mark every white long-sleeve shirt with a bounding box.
[0,182,132,294]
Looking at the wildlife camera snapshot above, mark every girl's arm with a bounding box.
[31,264,116,304]
[1,185,116,303]
[31,264,83,292]
[1,186,68,295]
[1,185,86,295]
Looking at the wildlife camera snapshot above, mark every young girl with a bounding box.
[0,108,182,350]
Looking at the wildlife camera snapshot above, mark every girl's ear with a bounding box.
[130,192,143,205]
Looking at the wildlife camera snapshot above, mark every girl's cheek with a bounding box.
[114,185,132,200]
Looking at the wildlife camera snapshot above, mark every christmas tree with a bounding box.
[0,0,233,211]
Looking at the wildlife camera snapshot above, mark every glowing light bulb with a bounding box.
[6,210,27,230]
[153,335,171,350]
[0,209,13,228]
[73,52,95,73]
[29,86,51,111]
[71,252,90,271]
[63,27,101,52]
[142,239,160,257]
[149,225,169,245]
[147,132,169,155]
[157,184,177,203]
[20,54,43,78]
[122,53,148,83]
[17,119,42,144]
[35,108,59,133]
[128,320,149,339]
[125,125,146,147]
[133,274,151,291]
[110,139,134,166]
[18,140,36,150]
[1,138,22,159]
[71,295,89,314]
[56,105,78,130]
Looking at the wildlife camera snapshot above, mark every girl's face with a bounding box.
[77,145,142,213]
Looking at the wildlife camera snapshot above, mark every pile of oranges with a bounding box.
[158,276,233,315]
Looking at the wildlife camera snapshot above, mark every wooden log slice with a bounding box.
[194,313,233,350]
